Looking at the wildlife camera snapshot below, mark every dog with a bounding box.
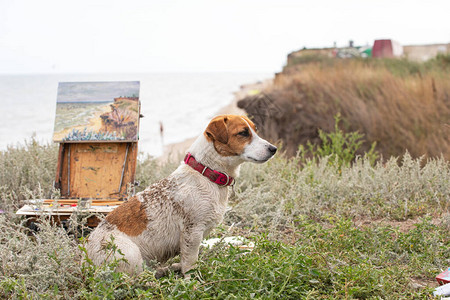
[86,114,277,277]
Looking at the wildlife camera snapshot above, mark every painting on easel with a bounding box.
[53,81,140,142]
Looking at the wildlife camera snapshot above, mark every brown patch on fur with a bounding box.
[106,196,148,236]
[240,115,258,132]
[205,116,229,144]
[204,115,257,156]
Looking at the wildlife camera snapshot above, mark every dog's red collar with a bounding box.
[184,153,235,187]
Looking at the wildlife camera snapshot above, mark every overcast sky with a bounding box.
[1,0,449,74]
[57,81,139,102]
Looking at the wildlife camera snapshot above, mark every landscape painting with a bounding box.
[53,81,140,142]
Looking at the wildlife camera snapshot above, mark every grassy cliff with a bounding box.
[238,56,450,160]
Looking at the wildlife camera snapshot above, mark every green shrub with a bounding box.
[306,113,378,168]
[229,150,449,230]
[0,137,58,216]
[0,216,82,299]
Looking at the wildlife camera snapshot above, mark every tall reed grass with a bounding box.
[238,58,450,159]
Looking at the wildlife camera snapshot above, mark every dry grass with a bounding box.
[238,59,450,159]
[0,138,58,217]
[227,151,450,235]
[0,140,449,298]
[0,216,82,298]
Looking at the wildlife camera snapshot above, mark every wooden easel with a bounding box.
[54,142,138,202]
[17,81,141,227]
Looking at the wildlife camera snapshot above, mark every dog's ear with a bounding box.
[205,116,229,144]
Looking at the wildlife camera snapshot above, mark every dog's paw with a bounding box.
[155,263,183,279]
[170,263,182,272]
[154,266,169,279]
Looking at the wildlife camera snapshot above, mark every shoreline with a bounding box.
[157,78,273,163]
[53,103,112,141]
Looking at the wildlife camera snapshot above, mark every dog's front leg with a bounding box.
[180,225,204,278]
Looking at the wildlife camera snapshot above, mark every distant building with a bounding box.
[286,40,450,67]
[403,43,450,61]
[372,39,403,58]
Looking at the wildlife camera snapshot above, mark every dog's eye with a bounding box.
[238,129,250,137]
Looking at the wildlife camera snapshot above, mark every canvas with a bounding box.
[53,81,140,142]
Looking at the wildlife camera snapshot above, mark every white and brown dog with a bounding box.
[86,114,277,277]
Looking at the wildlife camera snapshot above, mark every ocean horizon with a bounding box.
[0,72,270,157]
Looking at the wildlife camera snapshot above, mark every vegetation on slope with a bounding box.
[0,137,449,298]
[238,57,450,159]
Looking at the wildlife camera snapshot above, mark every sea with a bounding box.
[0,73,270,157]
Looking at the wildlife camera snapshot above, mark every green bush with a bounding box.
[306,113,379,168]
[0,138,58,217]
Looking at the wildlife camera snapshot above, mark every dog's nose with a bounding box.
[268,145,277,155]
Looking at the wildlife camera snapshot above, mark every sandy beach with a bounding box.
[158,79,272,163]
[53,103,112,141]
